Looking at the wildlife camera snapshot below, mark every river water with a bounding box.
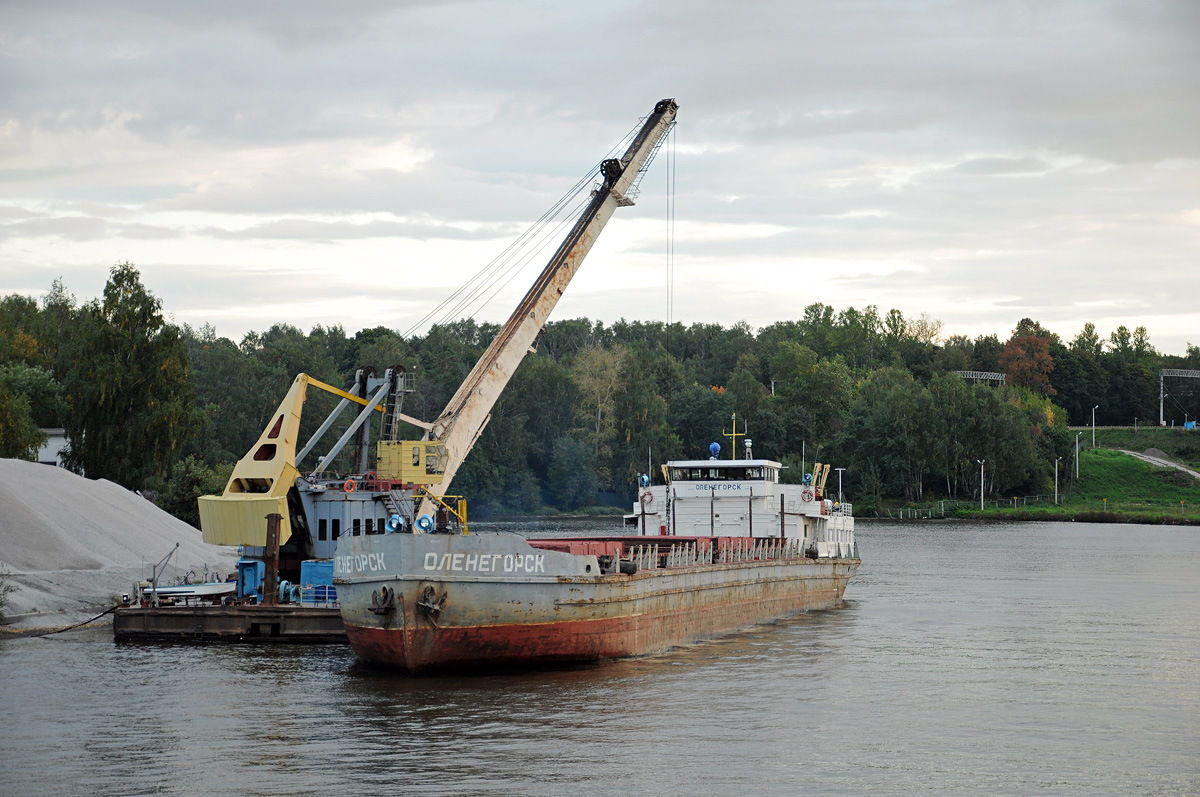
[1,520,1198,795]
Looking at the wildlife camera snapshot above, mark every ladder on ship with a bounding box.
[381,368,417,441]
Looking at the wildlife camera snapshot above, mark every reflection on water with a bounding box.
[2,521,1198,795]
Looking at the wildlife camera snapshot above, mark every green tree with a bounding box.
[799,303,836,358]
[727,354,765,420]
[927,373,974,496]
[1013,318,1059,344]
[151,456,234,528]
[572,344,625,459]
[831,306,883,371]
[504,354,579,477]
[0,295,43,366]
[767,342,853,447]
[0,362,65,427]
[610,345,680,494]
[837,368,936,501]
[59,264,195,489]
[971,334,1004,373]
[0,377,44,460]
[933,335,973,374]
[547,434,598,510]
[1071,323,1103,358]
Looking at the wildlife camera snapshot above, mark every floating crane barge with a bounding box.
[117,98,858,661]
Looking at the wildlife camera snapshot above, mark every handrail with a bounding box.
[416,488,469,534]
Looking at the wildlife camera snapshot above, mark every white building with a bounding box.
[37,428,67,467]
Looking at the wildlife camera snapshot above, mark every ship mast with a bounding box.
[420,99,678,517]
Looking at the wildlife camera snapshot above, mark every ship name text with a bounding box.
[423,552,546,574]
[334,553,386,575]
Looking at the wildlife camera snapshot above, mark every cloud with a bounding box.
[951,157,1052,175]
[1,0,1198,355]
[199,217,511,243]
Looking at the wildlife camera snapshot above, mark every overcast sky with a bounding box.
[2,1,1198,354]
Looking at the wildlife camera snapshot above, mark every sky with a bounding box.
[2,1,1198,354]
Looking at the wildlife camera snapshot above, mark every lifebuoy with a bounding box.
[641,492,654,505]
[344,479,356,493]
[801,489,814,502]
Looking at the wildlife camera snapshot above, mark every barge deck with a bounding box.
[113,604,346,644]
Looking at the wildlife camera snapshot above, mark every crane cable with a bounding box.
[397,119,645,341]
[398,168,595,339]
[667,121,676,325]
[311,119,646,456]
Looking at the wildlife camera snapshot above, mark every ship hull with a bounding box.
[335,532,858,673]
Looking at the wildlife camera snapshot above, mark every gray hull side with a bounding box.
[334,532,858,671]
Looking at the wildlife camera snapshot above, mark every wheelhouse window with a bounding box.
[670,466,769,481]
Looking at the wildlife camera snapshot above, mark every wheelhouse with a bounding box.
[666,460,781,484]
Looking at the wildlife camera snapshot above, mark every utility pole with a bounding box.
[1075,431,1082,479]
[1055,456,1062,505]
[1092,404,1099,448]
[977,459,985,511]
[835,467,846,503]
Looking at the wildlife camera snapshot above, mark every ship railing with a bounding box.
[298,585,338,607]
[664,541,704,567]
[625,540,715,570]
[628,544,658,571]
[624,537,813,570]
[715,537,805,564]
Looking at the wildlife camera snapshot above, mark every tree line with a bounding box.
[2,265,1198,521]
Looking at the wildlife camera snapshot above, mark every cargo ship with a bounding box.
[335,441,857,672]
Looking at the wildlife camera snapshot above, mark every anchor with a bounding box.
[370,586,395,615]
[415,584,446,618]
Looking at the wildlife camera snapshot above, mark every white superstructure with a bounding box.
[627,457,856,559]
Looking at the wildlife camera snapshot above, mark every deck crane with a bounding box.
[199,99,677,563]
[418,98,678,518]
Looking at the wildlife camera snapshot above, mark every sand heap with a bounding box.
[0,459,238,624]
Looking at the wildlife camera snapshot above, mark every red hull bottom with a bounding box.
[344,577,851,673]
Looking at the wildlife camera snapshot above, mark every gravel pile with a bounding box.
[0,459,238,627]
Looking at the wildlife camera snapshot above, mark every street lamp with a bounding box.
[1055,456,1062,505]
[835,467,846,503]
[1092,404,1099,447]
[1075,431,1082,479]
[977,459,986,511]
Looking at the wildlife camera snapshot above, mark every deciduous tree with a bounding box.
[999,335,1056,396]
[59,263,195,489]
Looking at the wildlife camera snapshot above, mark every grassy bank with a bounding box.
[1087,425,1200,468]
[902,436,1200,523]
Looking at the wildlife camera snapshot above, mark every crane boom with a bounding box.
[424,98,678,510]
